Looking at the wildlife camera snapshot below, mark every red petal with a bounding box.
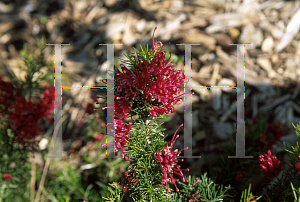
[296,161,300,171]
[2,174,12,181]
[260,164,268,172]
[154,151,164,162]
[267,160,274,171]
[160,164,167,171]
[276,161,282,171]
[267,149,272,156]
[235,173,243,182]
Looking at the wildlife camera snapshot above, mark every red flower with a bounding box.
[235,173,243,182]
[149,105,159,117]
[154,123,189,192]
[259,149,282,178]
[121,152,130,162]
[98,28,186,163]
[260,122,285,149]
[296,161,300,171]
[296,155,300,171]
[6,86,55,144]
[7,95,43,143]
[102,27,186,119]
[39,85,55,121]
[2,173,13,181]
[101,115,132,161]
[94,132,104,141]
[142,42,186,117]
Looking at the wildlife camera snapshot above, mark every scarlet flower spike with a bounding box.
[259,149,282,178]
[154,123,189,192]
[100,114,131,155]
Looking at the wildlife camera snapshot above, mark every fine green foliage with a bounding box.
[293,123,300,138]
[103,117,176,202]
[2,36,53,101]
[240,184,261,202]
[0,129,32,202]
[291,182,300,202]
[177,173,233,201]
[120,43,164,71]
[44,164,105,202]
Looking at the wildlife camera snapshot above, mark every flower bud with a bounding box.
[259,149,282,178]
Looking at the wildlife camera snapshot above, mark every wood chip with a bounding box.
[261,36,274,52]
[276,8,300,52]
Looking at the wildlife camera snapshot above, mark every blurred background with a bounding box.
[1,0,300,201]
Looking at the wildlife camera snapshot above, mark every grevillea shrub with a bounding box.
[0,37,54,151]
[100,27,187,162]
[100,28,232,201]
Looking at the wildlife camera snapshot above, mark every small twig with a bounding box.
[41,187,58,202]
[30,153,36,202]
[34,118,62,202]
[34,151,51,202]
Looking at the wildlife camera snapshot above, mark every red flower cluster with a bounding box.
[101,113,132,161]
[3,85,55,144]
[2,173,13,181]
[112,115,132,153]
[101,28,186,160]
[259,149,282,178]
[8,95,43,143]
[104,28,186,118]
[94,132,104,141]
[40,85,55,122]
[143,41,186,117]
[296,155,300,171]
[154,124,189,192]
[260,122,285,149]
